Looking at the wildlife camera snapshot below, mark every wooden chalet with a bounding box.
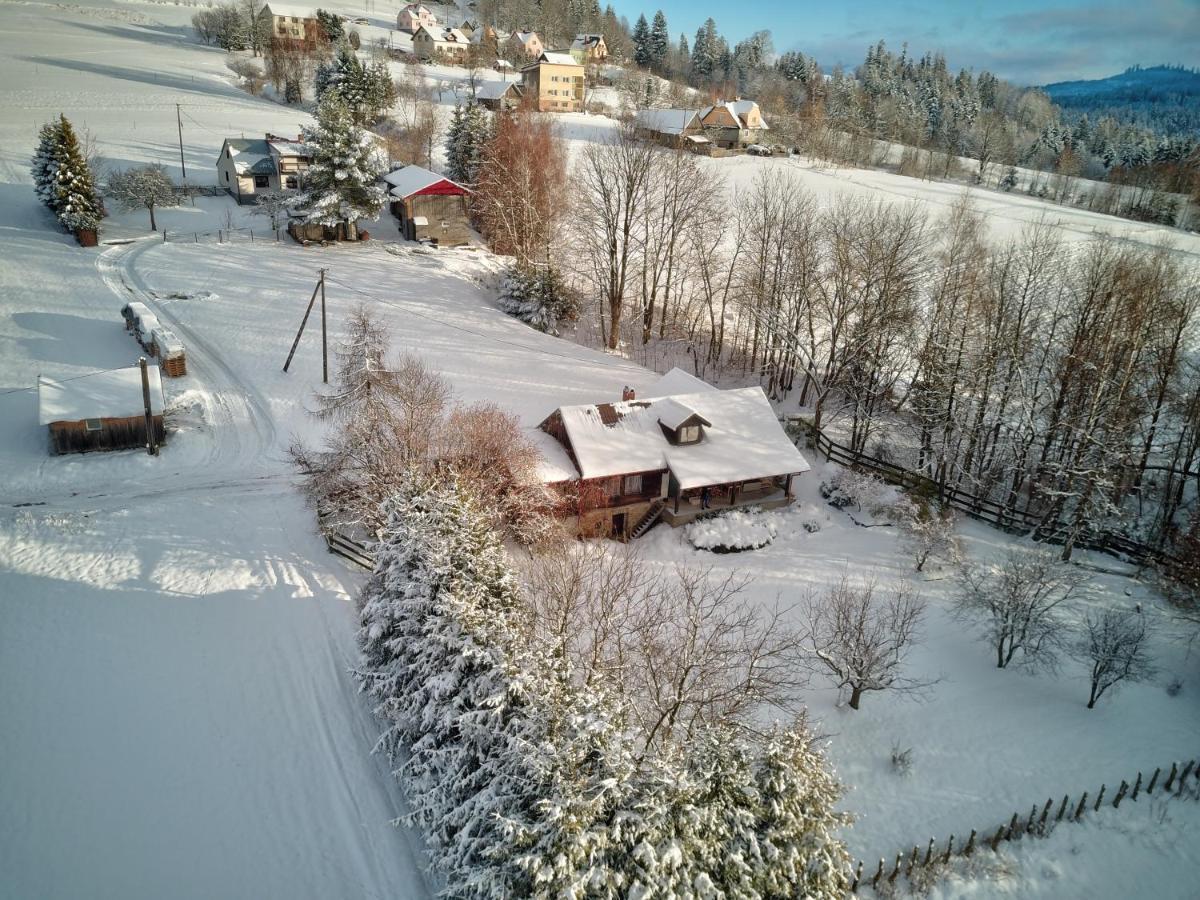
[38,365,166,455]
[383,165,472,246]
[536,369,810,539]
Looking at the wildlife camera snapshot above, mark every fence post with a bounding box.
[1038,797,1053,832]
[964,829,976,856]
[942,835,954,864]
[1178,761,1195,795]
[1074,792,1089,821]
[871,858,884,889]
[888,853,902,884]
[850,860,862,894]
[1131,772,1143,801]
[219,229,223,243]
[1004,813,1018,840]
[250,229,254,243]
[194,232,198,243]
[1113,781,1129,808]
[162,229,167,243]
[1164,763,1178,792]
[1148,768,1161,794]
[923,837,935,866]
[1093,784,1106,812]
[1056,794,1070,823]
[906,846,919,877]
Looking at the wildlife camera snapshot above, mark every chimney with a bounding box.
[622,386,636,401]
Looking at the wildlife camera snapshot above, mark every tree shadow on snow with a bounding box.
[18,56,248,103]
[11,312,133,370]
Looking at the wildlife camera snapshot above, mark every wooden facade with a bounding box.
[48,414,165,455]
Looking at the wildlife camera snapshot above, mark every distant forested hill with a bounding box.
[1043,65,1200,136]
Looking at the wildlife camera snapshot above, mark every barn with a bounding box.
[383,165,472,246]
[38,365,166,455]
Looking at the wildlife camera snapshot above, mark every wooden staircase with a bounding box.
[630,500,665,539]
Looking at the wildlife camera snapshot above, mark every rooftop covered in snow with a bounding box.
[541,380,809,489]
[38,365,164,425]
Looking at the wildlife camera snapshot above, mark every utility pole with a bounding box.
[176,104,187,180]
[283,276,323,373]
[319,268,328,384]
[139,357,158,456]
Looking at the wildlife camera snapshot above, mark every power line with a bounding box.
[322,273,650,376]
[0,364,146,398]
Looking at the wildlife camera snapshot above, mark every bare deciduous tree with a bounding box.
[900,503,959,573]
[954,547,1086,671]
[523,542,807,755]
[802,574,929,710]
[1077,608,1156,708]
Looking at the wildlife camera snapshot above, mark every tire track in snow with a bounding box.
[96,237,280,473]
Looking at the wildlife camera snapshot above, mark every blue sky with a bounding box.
[609,0,1200,85]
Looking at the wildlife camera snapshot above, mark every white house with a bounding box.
[216,134,313,204]
[397,3,437,33]
[537,369,810,538]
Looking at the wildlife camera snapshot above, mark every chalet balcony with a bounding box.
[661,476,795,527]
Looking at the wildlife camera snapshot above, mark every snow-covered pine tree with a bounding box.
[445,104,465,180]
[752,723,853,898]
[496,263,578,335]
[632,14,650,69]
[49,116,103,234]
[31,119,61,215]
[294,94,386,241]
[446,103,490,185]
[648,11,669,72]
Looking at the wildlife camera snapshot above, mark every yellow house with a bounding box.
[521,52,584,112]
[570,33,607,63]
[257,2,318,46]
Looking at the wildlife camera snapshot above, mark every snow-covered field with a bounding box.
[2,3,1198,898]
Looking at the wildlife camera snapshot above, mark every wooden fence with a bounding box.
[789,417,1182,570]
[161,225,285,245]
[851,757,1200,895]
[325,530,374,570]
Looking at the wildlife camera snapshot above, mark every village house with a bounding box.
[569,33,607,63]
[412,25,471,63]
[473,79,523,110]
[536,369,810,539]
[384,165,472,246]
[216,134,312,204]
[257,3,319,46]
[633,99,769,151]
[506,30,543,60]
[633,107,711,152]
[521,51,584,112]
[38,365,166,455]
[396,2,437,33]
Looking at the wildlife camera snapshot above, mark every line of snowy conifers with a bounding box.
[354,477,854,897]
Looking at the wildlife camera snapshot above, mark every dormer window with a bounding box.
[655,399,712,446]
[678,425,701,444]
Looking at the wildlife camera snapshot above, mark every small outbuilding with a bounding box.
[473,79,523,110]
[384,165,472,246]
[38,365,166,455]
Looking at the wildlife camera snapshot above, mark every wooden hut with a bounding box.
[38,365,166,455]
[384,166,472,246]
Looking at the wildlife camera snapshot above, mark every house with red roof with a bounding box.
[383,165,472,246]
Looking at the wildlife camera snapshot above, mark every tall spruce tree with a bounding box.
[49,116,103,233]
[31,119,61,215]
[295,95,386,240]
[648,10,669,72]
[632,14,650,68]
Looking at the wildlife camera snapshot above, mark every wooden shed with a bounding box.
[38,366,166,455]
[383,166,472,246]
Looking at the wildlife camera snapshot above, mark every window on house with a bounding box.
[678,425,701,443]
[84,418,103,432]
[224,171,229,182]
[254,175,270,188]
[623,474,643,495]
[285,175,298,189]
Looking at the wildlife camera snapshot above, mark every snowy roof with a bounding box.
[634,108,700,135]
[38,366,165,425]
[260,3,315,20]
[384,165,469,198]
[222,138,276,175]
[267,139,312,158]
[654,398,710,431]
[474,79,521,100]
[701,99,769,130]
[531,428,578,483]
[433,27,469,44]
[514,31,538,43]
[121,300,151,321]
[538,51,579,67]
[545,386,810,488]
[643,367,718,398]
